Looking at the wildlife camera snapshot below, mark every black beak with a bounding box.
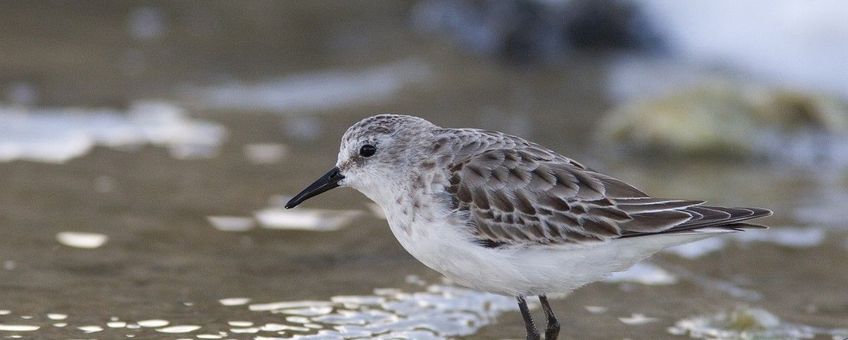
[285,167,345,209]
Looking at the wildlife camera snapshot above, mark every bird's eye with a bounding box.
[359,144,377,157]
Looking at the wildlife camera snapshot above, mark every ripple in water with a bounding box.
[668,306,848,339]
[240,283,516,339]
[0,281,514,339]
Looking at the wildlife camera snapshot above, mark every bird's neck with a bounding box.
[363,168,449,235]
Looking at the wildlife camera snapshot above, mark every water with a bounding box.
[0,101,226,163]
[0,2,846,339]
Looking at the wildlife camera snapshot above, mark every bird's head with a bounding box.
[285,114,438,209]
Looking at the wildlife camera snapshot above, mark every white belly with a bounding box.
[386,215,724,296]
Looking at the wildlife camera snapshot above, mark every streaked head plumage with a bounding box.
[336,114,439,192]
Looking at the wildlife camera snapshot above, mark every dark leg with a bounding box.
[539,295,560,340]
[516,296,540,340]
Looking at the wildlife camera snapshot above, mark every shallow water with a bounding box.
[0,2,846,339]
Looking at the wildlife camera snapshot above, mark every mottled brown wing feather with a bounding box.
[446,146,772,246]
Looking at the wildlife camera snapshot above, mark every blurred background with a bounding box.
[1,1,847,339]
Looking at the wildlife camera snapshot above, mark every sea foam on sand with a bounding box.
[0,101,226,163]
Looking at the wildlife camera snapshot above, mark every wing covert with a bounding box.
[447,147,654,245]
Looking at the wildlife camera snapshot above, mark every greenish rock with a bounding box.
[597,82,848,157]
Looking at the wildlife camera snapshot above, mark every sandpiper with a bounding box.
[285,114,771,339]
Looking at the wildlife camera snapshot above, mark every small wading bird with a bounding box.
[285,114,771,339]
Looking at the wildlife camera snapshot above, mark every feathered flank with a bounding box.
[438,129,772,247]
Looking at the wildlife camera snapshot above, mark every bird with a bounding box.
[285,114,771,339]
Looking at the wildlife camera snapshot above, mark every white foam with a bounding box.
[155,325,200,333]
[618,313,659,325]
[219,297,251,306]
[278,306,334,317]
[636,0,848,98]
[55,232,108,249]
[248,301,333,312]
[206,216,256,232]
[0,101,226,163]
[137,319,169,328]
[584,306,608,314]
[255,208,363,231]
[186,59,431,113]
[331,296,385,306]
[78,325,103,333]
[0,325,39,332]
[46,313,66,320]
[285,316,311,324]
[258,323,287,332]
[250,284,516,338]
[229,327,260,334]
[668,306,848,338]
[604,262,677,285]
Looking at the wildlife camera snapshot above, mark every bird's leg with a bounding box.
[538,295,560,340]
[517,296,540,340]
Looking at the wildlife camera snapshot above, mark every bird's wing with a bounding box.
[446,147,771,247]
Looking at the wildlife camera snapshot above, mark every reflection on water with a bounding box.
[243,282,516,339]
[0,280,515,339]
[255,208,364,232]
[668,306,848,339]
[219,298,252,306]
[55,231,109,249]
[136,319,169,328]
[78,325,104,333]
[584,305,608,314]
[0,325,39,332]
[0,101,226,163]
[156,325,201,333]
[206,196,366,232]
[207,215,256,232]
